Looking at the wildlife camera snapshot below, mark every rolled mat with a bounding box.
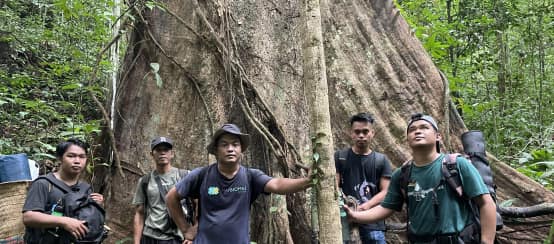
[0,181,29,240]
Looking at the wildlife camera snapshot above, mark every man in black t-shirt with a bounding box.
[22,138,104,244]
[335,113,392,244]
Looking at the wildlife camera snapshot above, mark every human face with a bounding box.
[215,134,242,165]
[350,121,375,150]
[406,120,441,151]
[151,144,174,165]
[59,145,87,175]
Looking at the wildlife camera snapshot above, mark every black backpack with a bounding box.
[38,174,107,244]
[399,130,503,242]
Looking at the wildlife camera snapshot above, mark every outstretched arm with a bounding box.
[473,194,496,244]
[264,177,311,194]
[344,204,394,224]
[166,188,196,242]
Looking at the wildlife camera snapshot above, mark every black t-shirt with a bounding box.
[335,148,392,231]
[22,173,91,243]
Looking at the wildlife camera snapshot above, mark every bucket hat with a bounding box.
[207,124,249,154]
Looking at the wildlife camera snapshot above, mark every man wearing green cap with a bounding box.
[344,113,497,244]
[165,124,311,244]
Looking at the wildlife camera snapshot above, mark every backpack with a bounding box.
[37,174,107,244]
[141,168,195,230]
[399,130,503,242]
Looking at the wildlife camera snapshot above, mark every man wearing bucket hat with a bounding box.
[344,113,497,244]
[22,138,105,243]
[132,136,195,244]
[166,123,311,244]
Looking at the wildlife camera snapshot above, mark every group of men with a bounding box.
[339,113,496,244]
[21,112,497,244]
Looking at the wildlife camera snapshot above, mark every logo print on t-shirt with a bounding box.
[356,180,373,203]
[208,186,220,195]
[408,182,440,202]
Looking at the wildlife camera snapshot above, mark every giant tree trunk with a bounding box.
[97,0,554,243]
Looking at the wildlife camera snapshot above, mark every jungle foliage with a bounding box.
[396,0,554,190]
[0,0,118,168]
[0,0,551,187]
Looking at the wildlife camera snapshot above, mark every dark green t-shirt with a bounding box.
[381,154,489,236]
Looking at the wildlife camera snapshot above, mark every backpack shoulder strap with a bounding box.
[337,148,349,164]
[141,172,152,208]
[153,174,168,203]
[399,160,412,202]
[38,173,72,194]
[366,152,385,180]
[441,153,464,198]
[245,167,257,205]
[399,160,413,229]
[373,152,386,167]
[337,148,350,187]
[190,165,210,197]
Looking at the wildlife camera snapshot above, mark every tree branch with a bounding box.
[88,31,125,179]
[499,203,554,218]
[133,5,215,134]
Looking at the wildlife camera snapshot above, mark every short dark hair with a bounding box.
[56,138,89,158]
[349,112,375,126]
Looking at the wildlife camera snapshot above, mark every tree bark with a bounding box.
[98,0,554,243]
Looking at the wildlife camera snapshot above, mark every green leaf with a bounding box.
[531,149,552,161]
[115,237,132,244]
[86,162,94,174]
[499,199,517,207]
[541,169,554,179]
[34,153,56,160]
[313,152,320,162]
[145,1,156,10]
[269,206,278,213]
[37,141,56,151]
[155,73,163,88]
[62,83,82,90]
[150,62,160,72]
[530,161,554,168]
